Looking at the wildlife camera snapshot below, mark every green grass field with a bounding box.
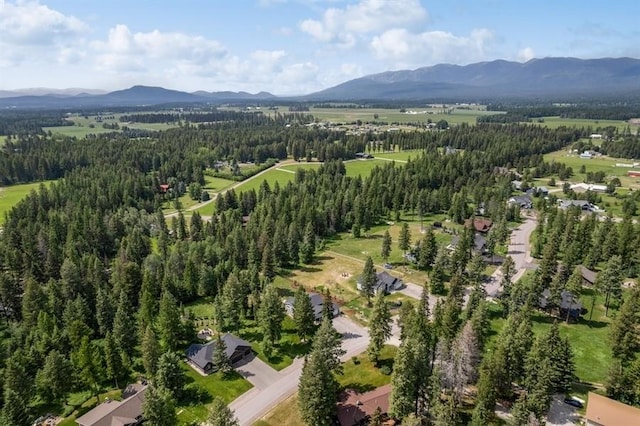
[0,180,56,223]
[487,287,614,384]
[43,125,115,137]
[305,106,502,126]
[532,116,634,131]
[0,135,7,146]
[177,365,252,425]
[44,113,179,137]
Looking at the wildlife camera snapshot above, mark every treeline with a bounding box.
[0,111,72,136]
[483,103,640,122]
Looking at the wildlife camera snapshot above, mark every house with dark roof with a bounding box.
[447,233,487,254]
[539,288,583,320]
[508,195,533,209]
[586,392,640,426]
[559,199,597,211]
[185,333,252,375]
[76,383,147,426]
[283,292,339,322]
[357,271,404,295]
[337,384,391,426]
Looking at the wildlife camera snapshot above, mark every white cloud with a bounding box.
[0,0,87,45]
[91,24,228,74]
[0,0,88,66]
[300,0,427,47]
[517,47,535,62]
[370,28,495,67]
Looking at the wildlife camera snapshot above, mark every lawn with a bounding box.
[487,287,615,384]
[57,389,123,426]
[43,124,116,137]
[255,345,397,426]
[0,180,56,224]
[177,365,252,425]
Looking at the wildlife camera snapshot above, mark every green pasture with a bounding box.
[306,106,502,126]
[43,125,115,137]
[0,135,7,146]
[0,180,56,224]
[531,116,633,131]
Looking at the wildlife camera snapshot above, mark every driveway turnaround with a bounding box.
[233,353,281,390]
[229,315,369,426]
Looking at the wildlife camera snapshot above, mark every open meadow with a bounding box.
[0,180,56,223]
[44,112,179,137]
[532,116,634,131]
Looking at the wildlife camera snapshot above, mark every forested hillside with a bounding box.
[1,114,639,425]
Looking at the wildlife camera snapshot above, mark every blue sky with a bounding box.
[1,0,639,94]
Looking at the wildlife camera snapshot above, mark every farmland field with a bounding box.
[532,116,634,131]
[0,180,56,223]
[304,106,502,126]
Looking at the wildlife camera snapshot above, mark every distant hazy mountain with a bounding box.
[0,88,108,98]
[0,85,276,108]
[304,57,640,101]
[2,58,640,108]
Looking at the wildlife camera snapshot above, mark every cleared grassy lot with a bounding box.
[532,116,633,131]
[0,180,56,223]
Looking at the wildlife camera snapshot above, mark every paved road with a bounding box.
[230,315,370,426]
[485,215,538,298]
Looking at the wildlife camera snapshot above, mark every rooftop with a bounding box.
[337,384,391,426]
[76,384,147,426]
[586,392,640,426]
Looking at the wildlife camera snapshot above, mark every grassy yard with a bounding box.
[177,365,252,425]
[0,180,56,223]
[256,345,397,426]
[487,287,615,384]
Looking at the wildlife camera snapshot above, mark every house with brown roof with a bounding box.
[585,392,640,425]
[337,384,393,426]
[580,266,597,286]
[76,383,147,426]
[465,217,493,233]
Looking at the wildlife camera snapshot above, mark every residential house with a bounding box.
[580,150,594,159]
[283,292,339,322]
[355,152,374,159]
[357,271,404,295]
[447,233,487,254]
[508,195,533,209]
[511,180,523,191]
[559,199,597,211]
[537,186,549,196]
[580,266,597,286]
[76,383,147,426]
[539,288,583,320]
[185,333,252,375]
[589,134,603,139]
[585,392,640,426]
[627,170,640,177]
[337,384,392,426]
[465,217,493,233]
[570,183,607,193]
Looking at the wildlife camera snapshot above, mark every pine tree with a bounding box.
[0,388,29,426]
[104,331,127,388]
[220,274,243,332]
[398,222,411,264]
[368,290,392,365]
[155,351,185,401]
[610,287,640,363]
[298,353,338,426]
[258,285,285,347]
[470,357,498,426]
[206,396,240,426]
[381,230,392,263]
[389,340,418,419]
[112,289,136,363]
[212,334,232,375]
[300,221,316,264]
[312,316,346,373]
[596,255,624,316]
[157,291,182,351]
[293,286,315,341]
[142,385,177,426]
[418,227,437,269]
[433,395,460,426]
[35,350,72,403]
[370,406,383,426]
[360,256,377,305]
[142,326,161,378]
[261,240,276,282]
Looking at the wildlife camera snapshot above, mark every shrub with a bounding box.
[380,365,392,375]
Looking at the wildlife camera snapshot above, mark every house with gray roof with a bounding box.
[76,383,147,426]
[283,292,339,322]
[508,195,533,209]
[559,199,596,211]
[185,333,252,375]
[539,288,583,320]
[357,271,404,295]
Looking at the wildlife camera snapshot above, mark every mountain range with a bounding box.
[1,57,639,108]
